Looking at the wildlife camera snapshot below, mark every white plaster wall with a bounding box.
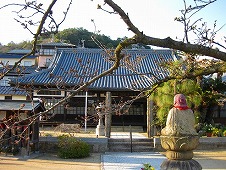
[12,95,27,100]
[0,95,26,100]
[0,95,4,100]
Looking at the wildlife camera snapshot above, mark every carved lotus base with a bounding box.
[160,135,199,151]
[160,135,199,160]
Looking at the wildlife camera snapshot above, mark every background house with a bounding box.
[0,50,37,131]
[0,51,37,101]
[36,42,76,68]
[0,43,76,116]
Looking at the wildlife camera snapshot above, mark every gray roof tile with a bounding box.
[0,86,28,95]
[10,48,177,91]
[0,53,36,59]
[0,100,38,110]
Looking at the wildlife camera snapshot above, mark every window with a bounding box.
[5,96,12,100]
[45,58,52,67]
[0,79,9,86]
[122,104,144,115]
[37,90,62,95]
[219,104,226,118]
[212,103,226,118]
[39,49,56,56]
[24,61,32,66]
[45,98,64,114]
[67,106,86,115]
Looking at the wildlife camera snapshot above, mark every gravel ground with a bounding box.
[0,153,101,170]
[0,149,226,170]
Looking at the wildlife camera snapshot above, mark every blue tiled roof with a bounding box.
[0,53,36,59]
[7,49,32,54]
[222,74,226,82]
[10,48,177,91]
[0,86,28,95]
[0,66,37,74]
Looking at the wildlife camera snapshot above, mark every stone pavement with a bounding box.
[101,152,164,170]
[101,132,226,170]
[101,150,226,170]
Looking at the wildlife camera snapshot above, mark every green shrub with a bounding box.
[141,163,155,170]
[223,130,226,137]
[57,134,90,159]
[212,127,222,137]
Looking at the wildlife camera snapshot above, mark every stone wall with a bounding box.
[39,136,226,153]
[39,137,108,153]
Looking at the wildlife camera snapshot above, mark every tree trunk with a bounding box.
[105,92,112,138]
[147,98,154,138]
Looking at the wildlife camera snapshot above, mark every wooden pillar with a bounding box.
[105,92,112,138]
[147,97,154,138]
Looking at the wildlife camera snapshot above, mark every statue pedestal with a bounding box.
[96,124,105,137]
[160,135,202,170]
[161,159,202,170]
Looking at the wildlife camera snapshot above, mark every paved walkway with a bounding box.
[110,132,147,139]
[101,132,226,170]
[102,152,164,170]
[101,150,226,170]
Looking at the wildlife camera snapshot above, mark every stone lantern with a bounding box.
[95,103,105,137]
[160,94,202,170]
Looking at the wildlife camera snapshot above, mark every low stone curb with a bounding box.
[154,136,226,151]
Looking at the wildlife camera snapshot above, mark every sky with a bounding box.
[0,0,225,50]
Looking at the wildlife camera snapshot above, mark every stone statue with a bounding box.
[95,103,105,137]
[160,94,202,170]
[161,94,198,136]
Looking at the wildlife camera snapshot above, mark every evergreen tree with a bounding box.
[55,27,121,48]
[150,79,203,128]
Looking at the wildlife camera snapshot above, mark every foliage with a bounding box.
[0,40,33,53]
[150,79,202,128]
[202,123,213,133]
[201,124,226,137]
[150,56,226,128]
[212,127,222,137]
[141,163,155,170]
[57,134,90,159]
[201,76,226,106]
[55,27,121,48]
[0,144,20,155]
[223,130,226,137]
[212,124,226,137]
[202,75,226,94]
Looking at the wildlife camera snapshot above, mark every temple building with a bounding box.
[9,48,177,131]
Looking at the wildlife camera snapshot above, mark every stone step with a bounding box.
[111,126,144,132]
[108,138,153,142]
[108,138,154,152]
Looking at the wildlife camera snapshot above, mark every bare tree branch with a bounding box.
[0,0,58,80]
[104,0,226,61]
